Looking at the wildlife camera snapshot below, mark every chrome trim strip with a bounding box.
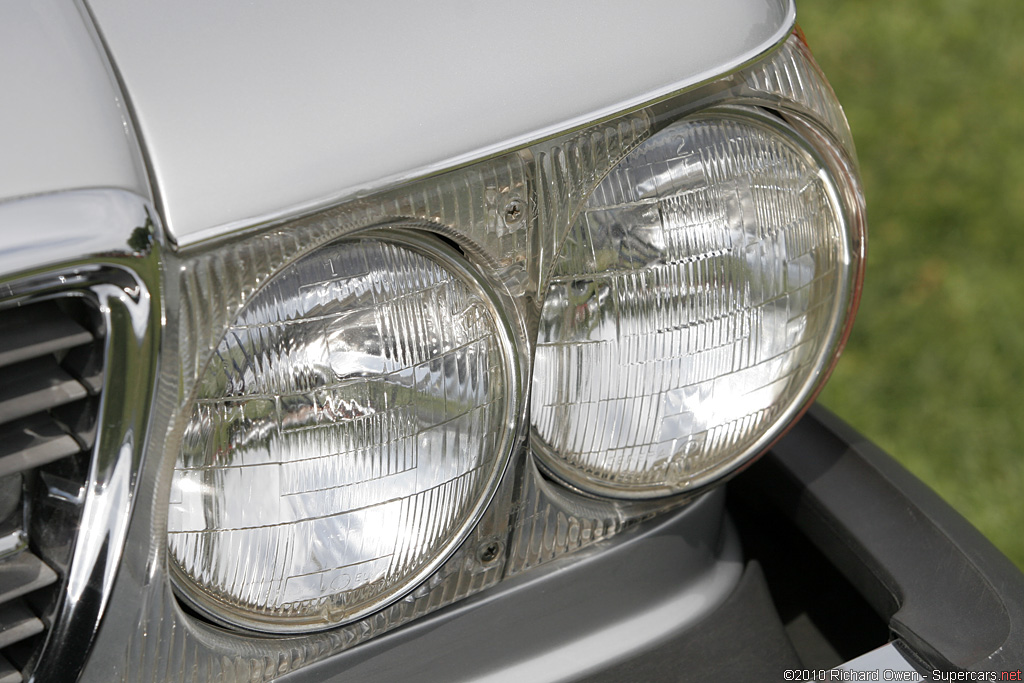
[0,189,156,280]
[0,189,162,683]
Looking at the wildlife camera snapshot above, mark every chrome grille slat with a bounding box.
[0,416,80,479]
[0,553,57,606]
[0,654,19,683]
[0,303,92,368]
[0,603,43,651]
[0,358,88,425]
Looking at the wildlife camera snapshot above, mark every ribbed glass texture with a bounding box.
[742,36,856,157]
[167,235,514,631]
[532,112,850,497]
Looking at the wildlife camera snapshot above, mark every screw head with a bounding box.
[478,541,502,564]
[503,199,524,225]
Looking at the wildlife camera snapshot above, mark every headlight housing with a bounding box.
[153,31,863,653]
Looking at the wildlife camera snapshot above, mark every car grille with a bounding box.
[0,296,103,682]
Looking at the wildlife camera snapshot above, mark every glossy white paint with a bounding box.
[85,0,794,246]
[0,0,149,206]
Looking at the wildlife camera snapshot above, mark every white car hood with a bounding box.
[86,0,793,246]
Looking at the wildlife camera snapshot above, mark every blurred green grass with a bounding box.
[797,0,1024,568]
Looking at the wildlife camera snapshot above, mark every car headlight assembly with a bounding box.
[163,33,865,639]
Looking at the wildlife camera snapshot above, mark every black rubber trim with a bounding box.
[739,404,1024,671]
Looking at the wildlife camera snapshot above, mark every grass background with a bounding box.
[795,0,1024,568]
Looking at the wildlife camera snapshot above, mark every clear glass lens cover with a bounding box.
[168,232,518,631]
[531,111,852,497]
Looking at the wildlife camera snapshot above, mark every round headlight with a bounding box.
[168,230,519,632]
[531,110,860,498]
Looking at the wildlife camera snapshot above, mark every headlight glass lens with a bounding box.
[531,111,854,497]
[168,232,519,632]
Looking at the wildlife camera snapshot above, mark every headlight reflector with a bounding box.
[168,231,519,632]
[531,110,857,497]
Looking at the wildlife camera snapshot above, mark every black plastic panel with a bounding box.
[744,405,1024,671]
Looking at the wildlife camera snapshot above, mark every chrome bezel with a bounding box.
[0,189,162,683]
